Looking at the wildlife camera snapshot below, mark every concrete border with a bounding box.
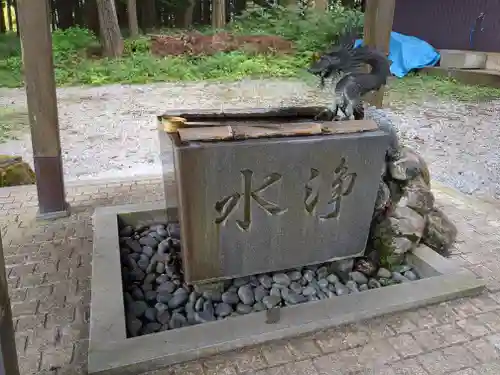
[89,202,486,375]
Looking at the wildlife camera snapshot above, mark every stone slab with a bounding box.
[88,202,486,375]
[439,49,487,69]
[160,125,390,284]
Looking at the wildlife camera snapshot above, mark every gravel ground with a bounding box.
[0,79,499,200]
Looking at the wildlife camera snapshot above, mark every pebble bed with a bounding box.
[120,222,421,337]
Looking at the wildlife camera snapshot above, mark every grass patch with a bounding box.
[387,73,500,102]
[0,107,29,141]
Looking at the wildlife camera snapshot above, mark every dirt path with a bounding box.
[1,79,499,201]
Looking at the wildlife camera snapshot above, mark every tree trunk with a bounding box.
[212,0,226,29]
[6,0,13,31]
[140,0,156,31]
[84,0,100,36]
[13,0,18,34]
[55,0,74,29]
[314,0,328,11]
[233,0,246,16]
[74,0,84,27]
[183,0,195,28]
[0,0,6,33]
[127,0,139,37]
[96,0,123,58]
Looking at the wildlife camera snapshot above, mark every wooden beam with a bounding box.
[0,233,20,375]
[17,0,69,219]
[363,0,396,108]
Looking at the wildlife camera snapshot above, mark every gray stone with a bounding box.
[126,317,142,337]
[156,227,169,237]
[142,246,155,258]
[326,273,339,284]
[392,272,410,283]
[236,303,253,314]
[254,286,269,302]
[346,280,359,292]
[359,284,369,292]
[317,278,329,289]
[258,275,273,289]
[154,302,168,314]
[168,289,189,309]
[139,236,159,248]
[253,302,266,312]
[302,286,317,296]
[388,146,430,183]
[156,262,165,274]
[262,295,281,309]
[400,176,434,215]
[195,297,205,312]
[128,301,148,317]
[203,290,222,302]
[368,279,382,289]
[143,322,162,335]
[422,207,458,255]
[194,309,217,324]
[120,226,134,237]
[334,282,349,296]
[157,239,170,256]
[390,206,426,241]
[144,308,157,322]
[331,259,354,282]
[156,274,169,285]
[316,266,328,279]
[233,278,249,288]
[238,285,255,305]
[167,223,181,239]
[290,282,303,294]
[374,181,391,211]
[221,291,240,305]
[404,270,418,281]
[303,270,315,283]
[203,300,215,317]
[273,273,291,286]
[349,271,369,285]
[169,312,188,329]
[157,281,176,294]
[125,238,142,253]
[270,287,281,298]
[288,271,302,281]
[157,310,171,325]
[143,273,156,285]
[282,291,306,305]
[144,290,157,303]
[376,268,392,279]
[131,287,144,301]
[215,303,233,317]
[137,259,149,272]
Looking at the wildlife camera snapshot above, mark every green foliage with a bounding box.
[230,3,364,53]
[0,4,499,104]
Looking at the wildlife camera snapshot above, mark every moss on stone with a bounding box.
[0,155,36,187]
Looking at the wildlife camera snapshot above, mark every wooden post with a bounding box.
[17,0,70,219]
[0,233,20,375]
[363,0,396,108]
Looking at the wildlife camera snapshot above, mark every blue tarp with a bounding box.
[354,31,440,78]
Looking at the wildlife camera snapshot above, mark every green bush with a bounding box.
[230,3,363,53]
[0,5,363,88]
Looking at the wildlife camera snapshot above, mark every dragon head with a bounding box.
[307,29,364,86]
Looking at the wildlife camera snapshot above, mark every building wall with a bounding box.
[392,0,500,53]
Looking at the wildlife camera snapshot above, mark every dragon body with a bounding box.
[308,37,391,121]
